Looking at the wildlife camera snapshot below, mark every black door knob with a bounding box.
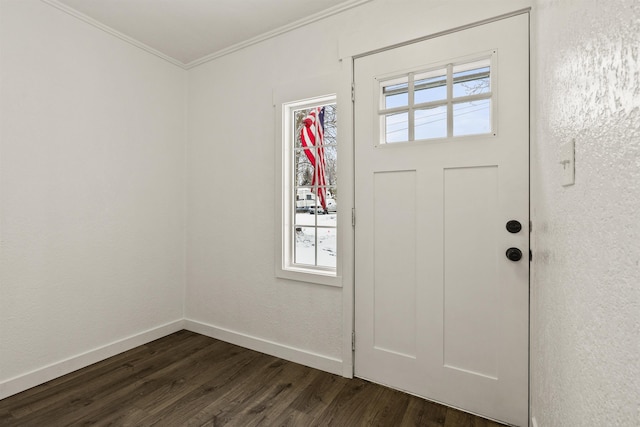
[506,220,522,233]
[506,247,522,261]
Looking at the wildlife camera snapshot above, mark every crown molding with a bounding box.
[40,0,187,69]
[184,0,373,69]
[40,0,372,71]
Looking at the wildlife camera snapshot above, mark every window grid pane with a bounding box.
[452,59,491,98]
[292,102,337,268]
[453,68,490,98]
[415,106,447,140]
[414,69,447,104]
[294,226,316,266]
[453,99,491,136]
[379,57,493,143]
[385,112,409,143]
[384,82,409,109]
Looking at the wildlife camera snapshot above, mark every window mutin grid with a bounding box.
[290,102,337,270]
[377,53,496,145]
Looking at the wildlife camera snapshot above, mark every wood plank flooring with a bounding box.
[0,331,506,426]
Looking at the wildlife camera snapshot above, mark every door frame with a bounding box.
[339,5,532,419]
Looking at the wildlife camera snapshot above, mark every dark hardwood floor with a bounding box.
[0,331,506,426]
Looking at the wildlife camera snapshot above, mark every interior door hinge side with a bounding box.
[351,82,355,102]
[529,220,532,233]
[352,208,356,227]
[352,331,356,351]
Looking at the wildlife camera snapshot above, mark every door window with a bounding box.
[378,54,495,144]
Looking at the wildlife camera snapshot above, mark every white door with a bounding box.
[354,14,529,426]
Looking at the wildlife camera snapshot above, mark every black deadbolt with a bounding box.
[506,220,522,233]
[506,247,523,261]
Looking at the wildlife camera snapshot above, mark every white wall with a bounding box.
[186,0,532,375]
[0,0,186,397]
[531,1,640,426]
[185,19,346,371]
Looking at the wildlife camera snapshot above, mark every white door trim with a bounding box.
[339,7,531,60]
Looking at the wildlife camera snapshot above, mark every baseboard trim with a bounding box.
[184,319,343,376]
[1,318,344,400]
[0,319,185,400]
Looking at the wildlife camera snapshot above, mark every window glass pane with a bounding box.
[319,215,337,229]
[294,226,316,266]
[415,106,447,140]
[294,109,308,149]
[453,99,491,136]
[295,149,314,186]
[295,147,335,186]
[317,227,337,268]
[325,187,337,214]
[415,69,447,104]
[385,112,408,143]
[321,104,337,146]
[383,82,409,108]
[295,214,316,227]
[453,60,490,98]
[323,145,337,186]
[294,105,335,149]
[307,192,327,216]
[295,195,316,225]
[315,187,337,227]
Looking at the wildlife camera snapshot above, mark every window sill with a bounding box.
[277,266,342,287]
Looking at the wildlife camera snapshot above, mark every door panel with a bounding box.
[354,14,529,426]
[373,170,418,358]
[443,166,499,379]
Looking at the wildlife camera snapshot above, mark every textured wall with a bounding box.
[186,21,345,363]
[531,1,640,425]
[0,0,186,392]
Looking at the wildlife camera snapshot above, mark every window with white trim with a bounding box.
[378,53,496,144]
[278,95,338,283]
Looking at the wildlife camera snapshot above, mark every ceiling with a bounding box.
[47,0,370,68]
